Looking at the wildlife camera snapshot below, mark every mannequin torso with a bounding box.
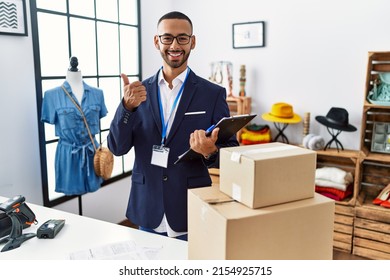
[66,70,84,103]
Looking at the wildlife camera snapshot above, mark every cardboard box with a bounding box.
[220,143,316,208]
[188,186,335,260]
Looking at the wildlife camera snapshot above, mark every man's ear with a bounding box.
[191,35,196,50]
[154,35,160,50]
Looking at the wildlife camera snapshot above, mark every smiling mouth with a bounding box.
[168,51,183,58]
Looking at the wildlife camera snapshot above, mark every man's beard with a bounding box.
[161,50,191,68]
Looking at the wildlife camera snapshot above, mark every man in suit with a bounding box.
[107,11,238,240]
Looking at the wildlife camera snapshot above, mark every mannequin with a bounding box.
[66,57,84,103]
[41,56,108,197]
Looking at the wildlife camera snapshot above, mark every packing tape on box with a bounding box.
[230,145,298,163]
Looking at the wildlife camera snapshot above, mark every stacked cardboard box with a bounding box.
[219,143,316,208]
[188,143,335,260]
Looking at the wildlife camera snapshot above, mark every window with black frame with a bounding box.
[30,0,141,208]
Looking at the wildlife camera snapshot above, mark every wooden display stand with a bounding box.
[226,96,252,140]
[226,96,251,116]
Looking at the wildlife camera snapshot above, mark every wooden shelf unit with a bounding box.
[315,52,390,259]
[352,51,390,259]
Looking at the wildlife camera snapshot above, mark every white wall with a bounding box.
[0,2,42,204]
[1,0,390,223]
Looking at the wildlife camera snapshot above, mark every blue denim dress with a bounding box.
[41,81,108,195]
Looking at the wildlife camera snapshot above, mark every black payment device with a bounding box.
[37,219,65,239]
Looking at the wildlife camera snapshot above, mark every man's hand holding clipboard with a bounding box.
[189,125,220,160]
[175,114,257,164]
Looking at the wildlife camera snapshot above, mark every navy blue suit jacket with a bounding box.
[107,69,239,232]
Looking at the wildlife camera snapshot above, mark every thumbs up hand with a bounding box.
[121,73,147,111]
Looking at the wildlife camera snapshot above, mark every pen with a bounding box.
[206,124,215,133]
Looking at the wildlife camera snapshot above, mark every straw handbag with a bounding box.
[62,86,114,180]
[93,146,114,180]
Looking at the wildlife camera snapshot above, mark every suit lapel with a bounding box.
[147,71,163,137]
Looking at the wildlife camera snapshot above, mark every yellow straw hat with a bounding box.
[262,102,301,124]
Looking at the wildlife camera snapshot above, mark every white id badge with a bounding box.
[151,145,170,168]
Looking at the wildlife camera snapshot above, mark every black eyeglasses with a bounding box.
[158,34,192,45]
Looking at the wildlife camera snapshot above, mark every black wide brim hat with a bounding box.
[315,107,357,132]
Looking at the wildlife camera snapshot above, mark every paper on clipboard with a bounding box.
[174,114,257,164]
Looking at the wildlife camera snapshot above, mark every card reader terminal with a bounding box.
[37,219,65,239]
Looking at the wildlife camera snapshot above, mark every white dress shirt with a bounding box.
[153,68,189,238]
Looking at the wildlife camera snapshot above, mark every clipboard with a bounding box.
[174,114,257,164]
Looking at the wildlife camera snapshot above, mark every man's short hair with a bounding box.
[158,11,193,33]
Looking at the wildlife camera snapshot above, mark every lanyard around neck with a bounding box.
[157,67,190,145]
